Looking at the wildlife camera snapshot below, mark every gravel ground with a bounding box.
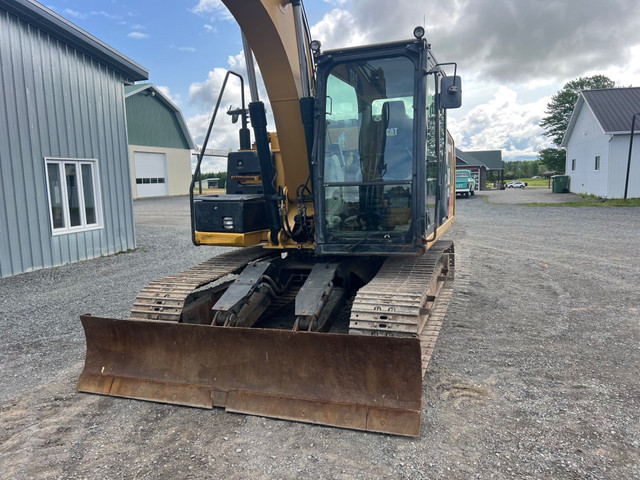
[1,194,639,479]
[476,187,582,204]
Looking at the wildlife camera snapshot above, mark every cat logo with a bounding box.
[386,128,398,137]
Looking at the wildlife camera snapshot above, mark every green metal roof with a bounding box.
[125,84,195,150]
[455,148,485,167]
[468,150,504,170]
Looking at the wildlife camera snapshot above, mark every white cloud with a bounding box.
[63,8,86,19]
[89,10,120,20]
[190,0,233,21]
[127,31,149,39]
[62,8,121,21]
[590,45,640,88]
[187,70,247,152]
[184,0,639,165]
[189,68,239,109]
[156,86,182,107]
[187,112,235,172]
[450,86,552,160]
[310,9,365,50]
[191,152,228,175]
[309,0,640,85]
[187,50,276,152]
[306,0,639,161]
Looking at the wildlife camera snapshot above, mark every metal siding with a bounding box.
[0,8,136,277]
[83,57,103,257]
[565,102,609,197]
[608,135,640,198]
[40,30,65,266]
[112,67,136,252]
[583,88,640,133]
[1,9,30,275]
[28,25,53,268]
[125,94,191,149]
[20,21,46,271]
[102,65,120,254]
[0,11,13,276]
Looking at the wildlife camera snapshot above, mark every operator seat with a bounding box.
[381,101,413,180]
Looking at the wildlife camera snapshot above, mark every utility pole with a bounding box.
[625,113,640,200]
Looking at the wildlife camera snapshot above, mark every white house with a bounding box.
[561,88,640,198]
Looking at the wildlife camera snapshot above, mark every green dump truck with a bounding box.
[455,169,476,197]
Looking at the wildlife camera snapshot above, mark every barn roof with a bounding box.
[124,83,196,150]
[561,88,640,146]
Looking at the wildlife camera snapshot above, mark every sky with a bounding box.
[47,0,640,172]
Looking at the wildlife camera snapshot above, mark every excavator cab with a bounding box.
[314,38,459,256]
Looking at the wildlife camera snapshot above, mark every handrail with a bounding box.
[190,70,245,246]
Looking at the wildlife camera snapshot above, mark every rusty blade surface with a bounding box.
[77,314,423,436]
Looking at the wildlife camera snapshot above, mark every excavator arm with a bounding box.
[222,0,313,199]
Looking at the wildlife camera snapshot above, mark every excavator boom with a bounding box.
[223,0,313,199]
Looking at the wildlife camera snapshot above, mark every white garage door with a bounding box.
[134,152,168,197]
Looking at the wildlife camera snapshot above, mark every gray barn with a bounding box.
[0,0,148,277]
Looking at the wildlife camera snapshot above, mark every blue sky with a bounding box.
[47,0,640,172]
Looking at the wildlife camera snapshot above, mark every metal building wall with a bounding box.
[0,8,136,277]
[125,94,191,149]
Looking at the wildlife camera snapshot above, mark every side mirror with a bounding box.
[440,75,462,109]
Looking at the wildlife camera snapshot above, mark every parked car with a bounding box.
[455,169,476,197]
[506,181,527,189]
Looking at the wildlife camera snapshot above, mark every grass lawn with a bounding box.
[525,196,640,207]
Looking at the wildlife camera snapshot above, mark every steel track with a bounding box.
[128,241,454,376]
[349,240,454,375]
[129,246,270,322]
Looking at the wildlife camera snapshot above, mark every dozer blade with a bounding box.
[77,314,423,436]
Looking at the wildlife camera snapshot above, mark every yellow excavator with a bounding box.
[78,0,462,436]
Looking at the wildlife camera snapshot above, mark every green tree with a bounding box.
[540,75,615,146]
[538,148,566,173]
[503,160,542,179]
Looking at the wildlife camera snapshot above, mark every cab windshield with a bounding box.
[323,56,415,239]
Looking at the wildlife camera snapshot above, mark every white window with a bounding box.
[44,158,102,235]
[571,158,576,171]
[595,155,600,171]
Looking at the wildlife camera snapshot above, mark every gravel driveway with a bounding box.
[476,187,582,204]
[1,195,639,479]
